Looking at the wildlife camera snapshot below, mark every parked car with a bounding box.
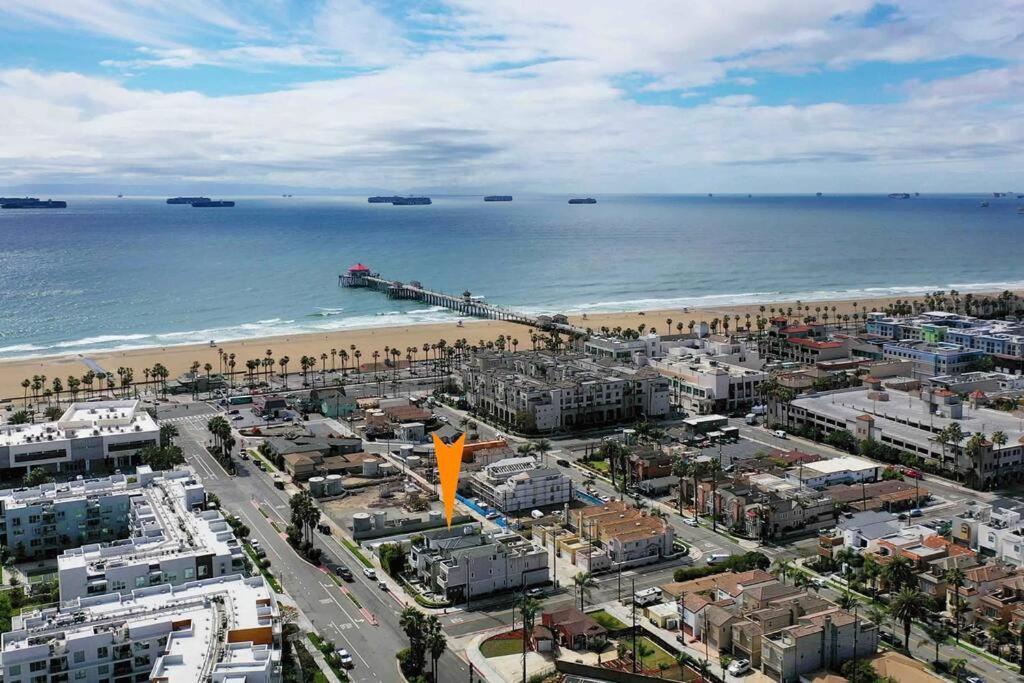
[363,567,376,580]
[903,468,924,479]
[335,565,353,581]
[556,458,570,467]
[910,508,923,517]
[773,430,788,439]
[317,523,332,534]
[378,580,389,591]
[485,511,500,520]
[706,553,730,565]
[685,518,700,528]
[336,649,354,668]
[526,588,544,598]
[727,658,751,676]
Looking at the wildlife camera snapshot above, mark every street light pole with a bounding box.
[631,577,638,673]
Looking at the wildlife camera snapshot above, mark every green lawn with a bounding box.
[341,538,374,568]
[480,637,525,658]
[630,637,677,671]
[590,609,628,630]
[590,459,610,473]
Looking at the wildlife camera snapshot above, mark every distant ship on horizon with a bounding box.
[392,196,431,205]
[1,197,67,209]
[568,197,597,204]
[888,192,911,199]
[191,200,235,207]
[167,196,210,204]
[484,195,513,202]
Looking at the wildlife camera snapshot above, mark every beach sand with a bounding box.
[0,291,1015,403]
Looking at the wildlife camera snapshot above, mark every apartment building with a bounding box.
[0,468,167,561]
[0,575,280,683]
[408,526,548,602]
[56,472,245,602]
[570,500,675,568]
[468,457,573,513]
[881,340,984,379]
[761,610,878,682]
[867,311,1024,362]
[951,499,1024,567]
[759,321,851,364]
[460,351,669,433]
[0,401,158,480]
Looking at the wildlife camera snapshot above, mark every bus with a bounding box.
[229,395,254,405]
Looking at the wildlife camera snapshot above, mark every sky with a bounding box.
[1,1,1022,194]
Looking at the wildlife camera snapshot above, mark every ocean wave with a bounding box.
[0,343,46,354]
[310,307,346,317]
[53,334,150,348]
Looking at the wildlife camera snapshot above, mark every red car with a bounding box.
[903,468,923,480]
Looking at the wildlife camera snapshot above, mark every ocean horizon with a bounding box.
[1,193,1022,361]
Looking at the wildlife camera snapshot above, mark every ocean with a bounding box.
[1,193,1022,360]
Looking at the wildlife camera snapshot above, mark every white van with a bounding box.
[530,509,544,519]
[706,553,730,565]
[773,430,788,439]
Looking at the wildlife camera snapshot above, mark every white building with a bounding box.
[56,471,246,601]
[470,457,573,513]
[409,527,549,602]
[0,467,163,560]
[0,400,159,478]
[787,456,880,488]
[953,500,1024,567]
[650,351,766,415]
[0,575,280,683]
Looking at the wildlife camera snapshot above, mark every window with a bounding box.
[135,576,146,588]
[97,647,108,659]
[73,650,85,664]
[184,567,195,579]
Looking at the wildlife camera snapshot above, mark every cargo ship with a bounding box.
[568,197,597,204]
[1,197,67,209]
[391,197,431,205]
[484,195,513,202]
[887,193,911,199]
[368,196,399,203]
[191,200,235,207]
[167,196,210,204]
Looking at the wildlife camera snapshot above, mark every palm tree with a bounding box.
[881,554,915,594]
[20,378,30,407]
[425,615,447,681]
[573,571,595,610]
[671,456,688,514]
[944,567,966,642]
[771,559,793,585]
[868,604,889,645]
[920,620,950,665]
[949,658,967,682]
[532,439,552,467]
[519,596,541,683]
[889,588,930,648]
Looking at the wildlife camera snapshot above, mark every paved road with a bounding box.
[172,414,471,683]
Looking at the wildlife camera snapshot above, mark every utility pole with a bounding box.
[617,565,623,602]
[851,603,859,683]
[631,577,638,673]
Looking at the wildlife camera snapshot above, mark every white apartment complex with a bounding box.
[57,472,246,602]
[469,457,573,513]
[461,351,669,433]
[0,575,280,683]
[0,401,159,478]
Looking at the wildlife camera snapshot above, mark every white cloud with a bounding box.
[0,1,1022,191]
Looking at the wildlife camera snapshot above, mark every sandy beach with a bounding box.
[1,291,1017,403]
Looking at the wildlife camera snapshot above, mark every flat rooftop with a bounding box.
[793,389,1024,448]
[0,466,161,509]
[0,400,157,447]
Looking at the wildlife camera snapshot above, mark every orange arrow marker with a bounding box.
[433,432,467,527]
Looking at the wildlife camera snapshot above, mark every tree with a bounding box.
[944,567,966,642]
[771,559,793,585]
[532,439,552,467]
[841,659,879,683]
[889,588,930,648]
[671,456,688,514]
[159,423,179,448]
[948,658,967,682]
[378,543,408,577]
[425,615,447,681]
[988,623,1013,660]
[43,406,62,421]
[882,555,915,594]
[519,596,541,683]
[23,467,53,487]
[399,607,428,676]
[920,620,950,664]
[9,410,30,425]
[573,571,595,610]
[139,445,185,471]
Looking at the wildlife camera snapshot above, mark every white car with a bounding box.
[727,658,751,676]
[685,518,700,527]
[336,649,354,668]
[362,567,376,580]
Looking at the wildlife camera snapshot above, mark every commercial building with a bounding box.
[56,471,245,602]
[776,386,1024,489]
[468,457,573,513]
[408,527,548,601]
[0,400,158,479]
[785,455,881,488]
[649,352,766,415]
[0,575,280,683]
[460,351,669,433]
[759,321,851,364]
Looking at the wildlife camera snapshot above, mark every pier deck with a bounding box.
[339,265,585,335]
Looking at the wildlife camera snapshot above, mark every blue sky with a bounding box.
[0,1,1022,192]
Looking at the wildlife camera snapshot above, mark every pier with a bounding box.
[339,263,585,335]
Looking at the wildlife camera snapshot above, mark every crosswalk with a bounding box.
[159,413,215,425]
